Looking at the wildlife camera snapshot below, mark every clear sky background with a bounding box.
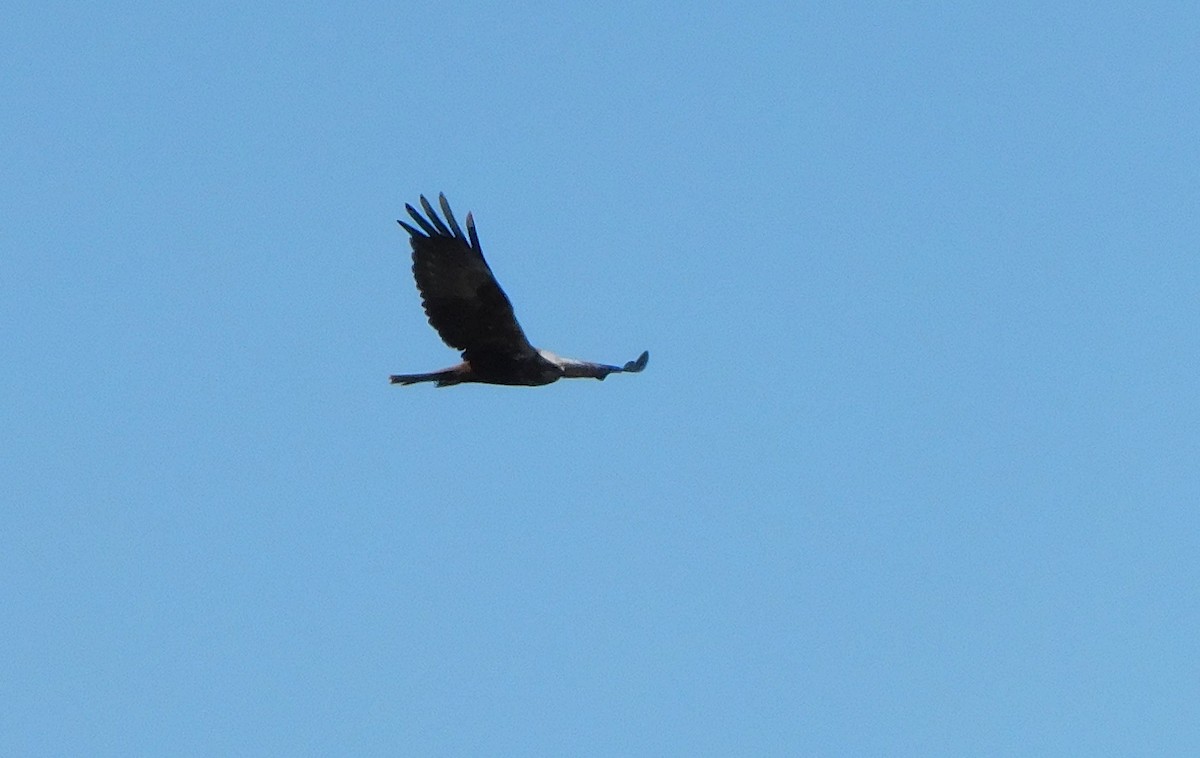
[3,2,1198,755]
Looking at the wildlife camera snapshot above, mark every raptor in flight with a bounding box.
[390,194,649,387]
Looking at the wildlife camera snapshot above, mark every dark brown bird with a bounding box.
[390,194,649,387]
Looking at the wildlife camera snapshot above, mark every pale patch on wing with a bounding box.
[537,349,578,367]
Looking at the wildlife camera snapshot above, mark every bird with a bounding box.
[390,194,649,387]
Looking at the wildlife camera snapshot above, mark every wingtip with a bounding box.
[624,350,649,373]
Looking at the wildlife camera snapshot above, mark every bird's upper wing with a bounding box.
[398,194,537,361]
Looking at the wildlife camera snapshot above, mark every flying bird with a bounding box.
[390,194,649,387]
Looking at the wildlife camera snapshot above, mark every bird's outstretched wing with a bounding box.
[555,350,650,380]
[398,194,537,362]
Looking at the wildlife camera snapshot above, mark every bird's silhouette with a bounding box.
[390,194,649,387]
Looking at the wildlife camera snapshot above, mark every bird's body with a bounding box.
[390,194,648,388]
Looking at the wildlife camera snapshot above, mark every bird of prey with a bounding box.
[390,194,649,387]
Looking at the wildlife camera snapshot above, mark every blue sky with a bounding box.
[4,1,1198,754]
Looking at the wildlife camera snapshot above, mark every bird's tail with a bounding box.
[389,363,468,387]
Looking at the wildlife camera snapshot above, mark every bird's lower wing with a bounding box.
[558,350,650,380]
